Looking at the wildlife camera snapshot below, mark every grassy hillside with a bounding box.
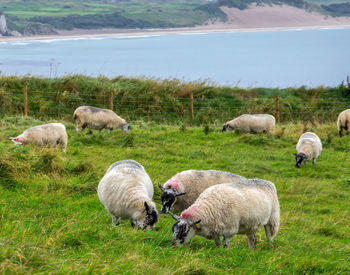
[0,0,223,33]
[0,116,349,273]
[1,0,349,34]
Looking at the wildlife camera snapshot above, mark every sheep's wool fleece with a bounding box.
[181,179,280,237]
[17,123,67,146]
[74,106,126,130]
[337,109,350,131]
[227,114,275,133]
[164,170,245,211]
[296,132,322,160]
[98,160,154,219]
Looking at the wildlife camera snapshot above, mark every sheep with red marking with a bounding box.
[158,170,245,213]
[169,179,280,249]
[9,123,68,152]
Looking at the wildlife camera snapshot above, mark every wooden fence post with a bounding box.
[109,91,113,111]
[24,85,28,117]
[275,94,280,123]
[189,93,194,122]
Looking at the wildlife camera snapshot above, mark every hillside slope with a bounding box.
[1,0,350,37]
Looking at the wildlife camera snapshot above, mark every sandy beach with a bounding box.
[1,4,350,42]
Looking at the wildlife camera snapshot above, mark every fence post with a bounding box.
[189,92,194,122]
[109,91,113,111]
[275,94,280,123]
[24,85,28,117]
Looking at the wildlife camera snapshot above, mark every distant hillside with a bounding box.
[0,0,349,37]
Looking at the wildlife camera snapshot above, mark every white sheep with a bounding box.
[73,106,130,133]
[169,178,280,249]
[337,109,350,137]
[9,123,68,152]
[222,114,275,133]
[294,132,322,168]
[158,170,245,213]
[98,160,158,229]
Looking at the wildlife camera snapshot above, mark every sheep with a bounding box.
[337,109,350,137]
[158,170,245,213]
[169,178,280,249]
[73,106,130,134]
[222,114,275,133]
[9,123,68,152]
[97,160,158,230]
[294,132,322,168]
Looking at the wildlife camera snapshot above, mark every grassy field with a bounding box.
[0,116,349,273]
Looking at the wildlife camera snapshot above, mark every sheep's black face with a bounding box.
[143,202,158,230]
[160,191,176,213]
[169,214,200,247]
[295,153,306,168]
[172,220,191,246]
[222,124,228,132]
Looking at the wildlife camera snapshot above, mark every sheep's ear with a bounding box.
[157,182,165,192]
[168,211,181,222]
[144,201,150,212]
[293,153,297,156]
[175,192,186,197]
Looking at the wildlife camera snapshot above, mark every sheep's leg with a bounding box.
[312,158,316,166]
[338,128,343,137]
[214,235,221,247]
[52,140,58,148]
[112,215,121,226]
[76,127,80,132]
[223,236,233,247]
[107,129,110,134]
[264,224,274,244]
[247,233,257,249]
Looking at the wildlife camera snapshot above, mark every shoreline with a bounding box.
[1,24,350,42]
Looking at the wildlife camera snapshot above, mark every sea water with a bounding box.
[0,28,349,88]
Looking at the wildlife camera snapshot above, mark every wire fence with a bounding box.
[0,86,349,124]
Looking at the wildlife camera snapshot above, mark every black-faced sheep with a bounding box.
[170,179,280,249]
[158,170,245,213]
[98,160,158,230]
[294,132,322,168]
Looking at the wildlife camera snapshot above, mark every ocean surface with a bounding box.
[1,28,349,88]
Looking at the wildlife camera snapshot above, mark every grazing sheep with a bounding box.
[9,123,68,152]
[158,170,245,213]
[170,179,280,249]
[337,109,350,137]
[98,160,158,230]
[294,132,322,168]
[73,106,130,133]
[222,114,275,133]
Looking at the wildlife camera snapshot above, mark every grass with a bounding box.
[0,116,349,273]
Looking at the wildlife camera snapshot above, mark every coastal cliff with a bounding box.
[0,12,21,37]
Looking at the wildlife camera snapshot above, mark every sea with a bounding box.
[0,28,349,88]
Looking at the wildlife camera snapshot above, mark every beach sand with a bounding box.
[1,4,350,42]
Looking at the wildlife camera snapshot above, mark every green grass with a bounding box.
[0,116,349,273]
